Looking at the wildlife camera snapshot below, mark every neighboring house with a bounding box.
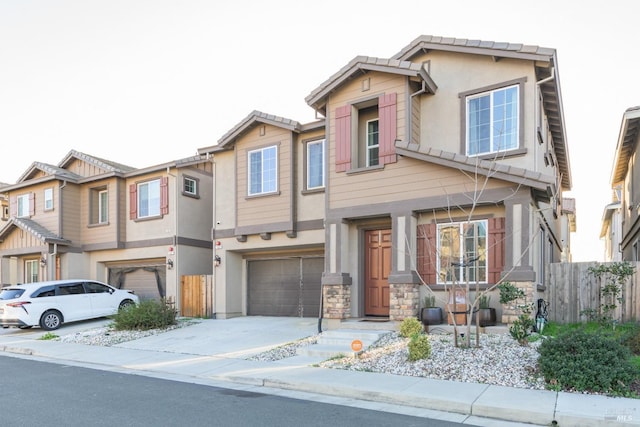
[600,187,622,262]
[198,112,326,319]
[200,35,573,324]
[0,184,8,223]
[609,106,640,261]
[0,150,213,306]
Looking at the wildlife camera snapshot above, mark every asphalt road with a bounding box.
[0,355,465,427]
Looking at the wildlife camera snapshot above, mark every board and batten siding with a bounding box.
[65,158,115,178]
[236,125,293,227]
[1,226,46,250]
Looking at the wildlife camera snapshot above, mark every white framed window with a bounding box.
[25,259,39,283]
[437,220,488,284]
[98,190,108,223]
[306,139,325,190]
[17,194,30,218]
[138,179,161,218]
[248,146,277,196]
[366,119,379,167]
[466,85,519,156]
[183,177,198,196]
[44,188,53,211]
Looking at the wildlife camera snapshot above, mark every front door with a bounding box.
[365,229,391,316]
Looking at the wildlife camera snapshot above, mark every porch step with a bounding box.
[297,328,389,359]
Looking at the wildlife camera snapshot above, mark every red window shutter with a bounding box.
[160,177,169,215]
[488,217,505,284]
[129,184,137,220]
[379,93,397,165]
[417,223,437,285]
[335,105,352,172]
[29,192,35,216]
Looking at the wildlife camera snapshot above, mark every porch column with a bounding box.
[503,193,535,282]
[388,212,420,321]
[322,220,352,320]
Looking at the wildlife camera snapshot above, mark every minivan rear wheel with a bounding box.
[40,310,62,330]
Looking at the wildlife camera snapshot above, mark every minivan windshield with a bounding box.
[0,289,26,300]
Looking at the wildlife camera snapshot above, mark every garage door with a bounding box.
[108,263,166,301]
[247,257,323,317]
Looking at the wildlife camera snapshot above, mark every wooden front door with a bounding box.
[365,229,391,316]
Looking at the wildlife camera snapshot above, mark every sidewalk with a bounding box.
[0,317,638,426]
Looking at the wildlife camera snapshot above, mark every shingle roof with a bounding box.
[198,110,302,154]
[0,217,71,245]
[16,162,84,183]
[394,140,555,191]
[305,56,437,114]
[60,150,136,174]
[611,106,640,185]
[392,35,556,62]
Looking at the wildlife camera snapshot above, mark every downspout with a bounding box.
[53,180,67,281]
[210,154,217,319]
[535,67,555,171]
[166,167,178,307]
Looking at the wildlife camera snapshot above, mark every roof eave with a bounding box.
[611,107,640,185]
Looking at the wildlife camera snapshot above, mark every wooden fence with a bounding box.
[180,275,214,318]
[547,261,640,324]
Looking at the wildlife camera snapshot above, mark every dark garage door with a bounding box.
[248,257,323,317]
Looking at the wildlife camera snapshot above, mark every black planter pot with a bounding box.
[419,307,443,326]
[475,308,497,327]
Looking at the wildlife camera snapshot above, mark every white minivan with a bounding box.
[0,279,139,330]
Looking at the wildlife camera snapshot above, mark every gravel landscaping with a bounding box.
[54,321,547,391]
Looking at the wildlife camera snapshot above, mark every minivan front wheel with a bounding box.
[40,310,62,330]
[119,299,135,311]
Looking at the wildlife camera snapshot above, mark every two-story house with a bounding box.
[609,106,640,261]
[0,150,213,306]
[198,112,326,319]
[200,35,573,325]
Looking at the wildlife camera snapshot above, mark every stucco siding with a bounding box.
[126,172,175,241]
[416,51,537,170]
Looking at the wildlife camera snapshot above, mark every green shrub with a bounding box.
[408,333,431,361]
[399,317,422,338]
[538,328,638,395]
[112,298,177,331]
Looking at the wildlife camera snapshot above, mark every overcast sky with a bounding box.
[1,0,638,262]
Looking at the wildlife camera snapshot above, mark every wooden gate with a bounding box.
[181,275,213,318]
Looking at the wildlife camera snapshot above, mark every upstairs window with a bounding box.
[17,194,32,218]
[248,145,277,196]
[335,93,397,172]
[138,180,160,218]
[306,139,325,190]
[98,190,108,223]
[44,188,53,211]
[466,84,519,156]
[129,177,169,220]
[183,177,198,197]
[366,119,379,167]
[437,220,488,284]
[90,187,108,225]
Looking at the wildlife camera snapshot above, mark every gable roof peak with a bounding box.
[60,149,136,174]
[393,34,556,62]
